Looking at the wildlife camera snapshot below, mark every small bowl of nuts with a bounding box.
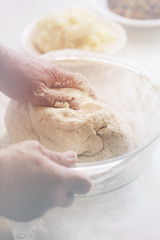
[91,0,160,28]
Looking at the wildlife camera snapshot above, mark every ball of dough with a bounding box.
[5,88,134,163]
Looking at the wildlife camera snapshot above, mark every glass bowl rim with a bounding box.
[42,52,160,169]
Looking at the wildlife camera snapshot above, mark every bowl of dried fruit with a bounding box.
[90,0,160,28]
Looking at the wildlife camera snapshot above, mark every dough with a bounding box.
[5,88,134,163]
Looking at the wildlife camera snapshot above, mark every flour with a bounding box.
[2,59,160,163]
[55,59,160,148]
[5,88,134,163]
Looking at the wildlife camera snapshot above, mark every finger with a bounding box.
[54,170,91,208]
[0,217,14,240]
[65,169,91,195]
[53,67,96,99]
[60,192,75,208]
[40,146,77,168]
[33,87,80,110]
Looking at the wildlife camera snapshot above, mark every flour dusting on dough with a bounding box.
[5,88,134,163]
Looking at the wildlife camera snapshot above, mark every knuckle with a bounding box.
[54,91,67,102]
[31,140,41,149]
[54,152,61,162]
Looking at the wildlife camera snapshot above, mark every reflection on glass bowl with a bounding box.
[41,49,160,195]
[1,49,160,196]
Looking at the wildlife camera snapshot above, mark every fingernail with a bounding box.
[70,99,80,110]
[65,151,77,162]
[68,95,73,101]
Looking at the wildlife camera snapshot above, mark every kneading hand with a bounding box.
[0,45,95,110]
[0,141,91,222]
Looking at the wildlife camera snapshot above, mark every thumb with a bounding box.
[33,88,80,110]
[65,169,91,195]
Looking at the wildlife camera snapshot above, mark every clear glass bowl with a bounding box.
[1,49,160,196]
[40,49,160,195]
[6,50,160,240]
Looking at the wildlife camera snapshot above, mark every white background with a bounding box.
[1,0,160,239]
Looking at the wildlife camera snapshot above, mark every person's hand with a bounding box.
[0,47,95,110]
[0,141,91,222]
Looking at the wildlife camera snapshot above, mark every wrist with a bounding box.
[0,45,6,91]
[0,150,5,187]
[0,151,6,214]
[0,45,23,98]
[0,45,11,93]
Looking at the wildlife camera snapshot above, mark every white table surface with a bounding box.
[1,0,160,239]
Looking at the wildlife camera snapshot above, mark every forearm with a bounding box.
[0,44,35,102]
[0,151,7,216]
[0,45,13,90]
[0,44,21,95]
[0,44,51,103]
[0,44,94,108]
